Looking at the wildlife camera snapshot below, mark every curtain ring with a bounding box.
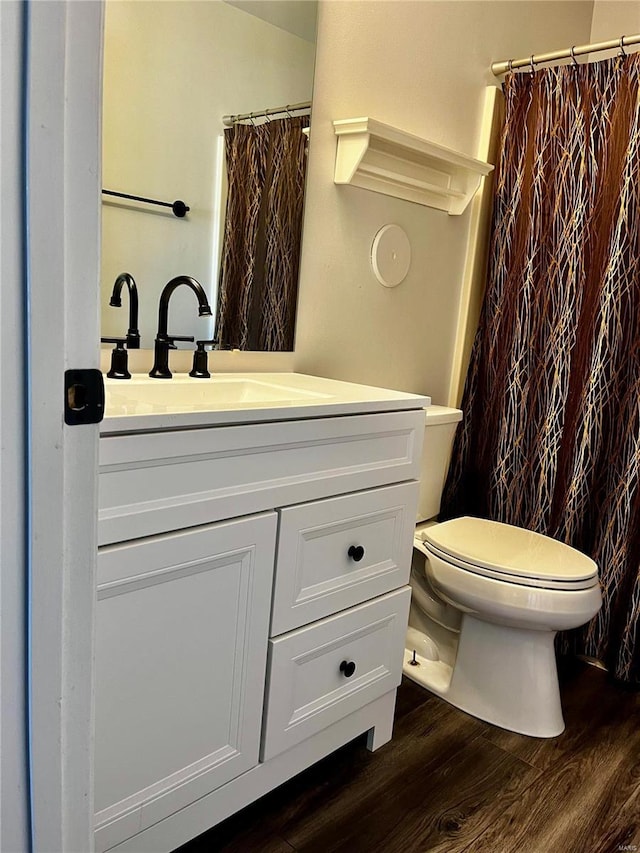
[619,36,627,57]
[507,58,514,73]
[529,55,535,76]
[570,46,578,66]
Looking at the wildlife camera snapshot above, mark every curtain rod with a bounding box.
[492,33,640,76]
[223,101,311,127]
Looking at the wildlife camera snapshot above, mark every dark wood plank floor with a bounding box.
[178,660,640,853]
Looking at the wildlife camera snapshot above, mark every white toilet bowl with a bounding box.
[404,516,602,737]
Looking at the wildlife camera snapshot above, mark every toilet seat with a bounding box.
[423,517,599,591]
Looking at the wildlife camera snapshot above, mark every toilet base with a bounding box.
[404,614,565,738]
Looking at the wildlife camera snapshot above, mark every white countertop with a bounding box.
[101,372,430,434]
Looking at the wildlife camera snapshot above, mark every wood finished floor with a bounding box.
[178,660,640,853]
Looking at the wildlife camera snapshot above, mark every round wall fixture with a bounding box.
[370,224,411,288]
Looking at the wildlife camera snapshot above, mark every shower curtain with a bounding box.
[215,115,309,351]
[441,55,640,684]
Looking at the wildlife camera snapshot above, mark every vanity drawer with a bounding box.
[261,586,410,761]
[98,409,424,546]
[271,482,419,634]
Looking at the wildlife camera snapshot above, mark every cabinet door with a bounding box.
[94,513,276,835]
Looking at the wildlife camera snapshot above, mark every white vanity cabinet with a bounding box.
[95,378,427,853]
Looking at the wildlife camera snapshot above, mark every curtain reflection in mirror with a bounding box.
[215,114,310,351]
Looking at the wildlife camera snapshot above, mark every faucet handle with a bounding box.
[189,339,217,379]
[165,334,195,349]
[100,337,131,380]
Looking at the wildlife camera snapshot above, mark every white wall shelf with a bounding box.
[333,117,494,215]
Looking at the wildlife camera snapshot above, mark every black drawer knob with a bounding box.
[340,660,356,678]
[347,545,365,562]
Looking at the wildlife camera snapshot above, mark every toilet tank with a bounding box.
[417,405,463,523]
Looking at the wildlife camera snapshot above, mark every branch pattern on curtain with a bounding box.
[215,115,309,351]
[441,55,640,684]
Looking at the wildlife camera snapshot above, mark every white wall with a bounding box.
[101,0,315,349]
[294,0,594,403]
[225,0,318,43]
[591,0,640,41]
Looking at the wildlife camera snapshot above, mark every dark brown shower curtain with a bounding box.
[215,115,309,351]
[441,55,640,684]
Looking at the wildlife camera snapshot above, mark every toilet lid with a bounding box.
[423,517,598,585]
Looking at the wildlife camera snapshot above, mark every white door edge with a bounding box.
[26,2,103,850]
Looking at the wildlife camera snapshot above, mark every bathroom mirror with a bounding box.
[101,0,317,351]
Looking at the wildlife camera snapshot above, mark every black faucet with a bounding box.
[149,276,213,379]
[109,273,140,349]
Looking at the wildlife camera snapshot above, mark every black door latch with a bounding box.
[64,369,105,425]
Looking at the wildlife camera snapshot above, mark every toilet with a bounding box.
[404,406,602,737]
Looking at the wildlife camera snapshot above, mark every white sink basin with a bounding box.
[101,372,430,433]
[105,375,330,414]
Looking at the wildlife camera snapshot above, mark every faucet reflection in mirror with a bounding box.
[108,272,140,349]
[215,113,310,352]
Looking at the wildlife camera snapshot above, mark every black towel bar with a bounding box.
[101,189,189,218]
